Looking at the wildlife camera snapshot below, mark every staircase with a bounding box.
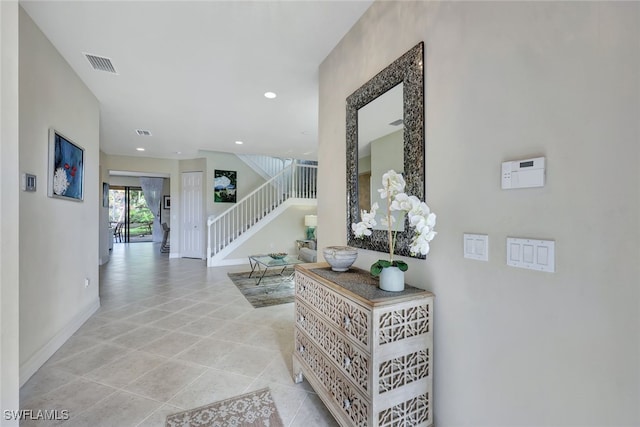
[207,161,317,266]
[236,154,293,181]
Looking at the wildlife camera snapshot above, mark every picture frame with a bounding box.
[214,170,237,203]
[102,182,109,207]
[163,195,171,209]
[48,128,84,201]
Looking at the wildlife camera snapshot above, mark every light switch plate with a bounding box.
[22,173,37,192]
[464,233,488,261]
[506,237,555,272]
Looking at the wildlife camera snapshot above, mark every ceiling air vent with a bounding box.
[84,53,117,74]
[389,119,404,126]
[136,129,152,136]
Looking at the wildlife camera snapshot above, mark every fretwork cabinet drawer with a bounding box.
[292,263,434,427]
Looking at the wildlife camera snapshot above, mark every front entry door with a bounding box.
[181,171,203,259]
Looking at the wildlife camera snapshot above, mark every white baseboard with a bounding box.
[19,298,100,387]
[169,252,180,258]
[210,258,249,267]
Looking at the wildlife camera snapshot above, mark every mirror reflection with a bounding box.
[357,83,404,231]
[345,41,424,258]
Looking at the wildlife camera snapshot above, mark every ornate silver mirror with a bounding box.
[346,42,424,258]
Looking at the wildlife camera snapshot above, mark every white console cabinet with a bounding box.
[293,263,434,427]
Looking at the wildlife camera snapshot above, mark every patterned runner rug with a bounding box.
[227,270,295,308]
[166,388,284,427]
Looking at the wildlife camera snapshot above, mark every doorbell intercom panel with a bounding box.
[501,157,545,189]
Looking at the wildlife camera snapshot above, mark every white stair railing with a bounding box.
[236,154,293,181]
[207,162,317,264]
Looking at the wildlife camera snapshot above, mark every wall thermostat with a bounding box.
[501,157,545,189]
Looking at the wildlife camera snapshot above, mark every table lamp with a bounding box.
[304,215,317,240]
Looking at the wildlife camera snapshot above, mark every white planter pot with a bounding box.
[379,266,405,292]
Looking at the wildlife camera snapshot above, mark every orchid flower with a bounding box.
[351,169,437,275]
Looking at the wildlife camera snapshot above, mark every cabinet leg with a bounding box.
[292,357,304,384]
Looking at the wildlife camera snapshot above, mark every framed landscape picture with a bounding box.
[214,170,237,203]
[48,128,84,201]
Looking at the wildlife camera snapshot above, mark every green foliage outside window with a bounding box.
[109,188,154,237]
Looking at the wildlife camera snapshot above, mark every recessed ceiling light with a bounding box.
[264,92,277,99]
[174,151,182,155]
[136,148,145,151]
[135,129,152,136]
[235,141,244,145]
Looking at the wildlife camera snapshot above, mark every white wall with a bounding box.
[18,8,101,384]
[318,1,639,425]
[370,129,404,231]
[225,203,317,260]
[199,150,266,219]
[0,1,20,423]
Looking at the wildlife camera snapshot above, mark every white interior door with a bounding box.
[181,171,203,259]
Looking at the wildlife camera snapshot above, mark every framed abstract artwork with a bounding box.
[48,128,84,201]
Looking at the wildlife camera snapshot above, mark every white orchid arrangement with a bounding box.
[352,170,437,276]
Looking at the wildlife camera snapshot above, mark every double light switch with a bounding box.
[464,234,489,261]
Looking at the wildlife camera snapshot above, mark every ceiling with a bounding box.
[21,1,373,161]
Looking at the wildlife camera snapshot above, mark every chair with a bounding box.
[113,222,124,243]
[160,222,170,253]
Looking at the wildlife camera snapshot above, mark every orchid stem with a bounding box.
[387,195,393,262]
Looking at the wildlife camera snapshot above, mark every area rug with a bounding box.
[166,388,284,427]
[227,270,294,308]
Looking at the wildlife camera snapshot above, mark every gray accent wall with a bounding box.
[318,1,639,425]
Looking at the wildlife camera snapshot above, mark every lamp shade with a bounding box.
[304,215,317,227]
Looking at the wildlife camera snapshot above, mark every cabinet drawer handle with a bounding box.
[343,316,351,327]
[298,315,305,323]
[298,345,305,354]
[343,398,351,410]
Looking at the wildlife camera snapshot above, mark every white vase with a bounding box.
[379,266,405,292]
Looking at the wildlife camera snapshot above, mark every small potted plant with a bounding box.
[352,170,437,291]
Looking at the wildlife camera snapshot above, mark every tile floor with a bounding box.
[20,243,338,426]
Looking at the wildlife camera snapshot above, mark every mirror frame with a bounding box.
[346,42,425,258]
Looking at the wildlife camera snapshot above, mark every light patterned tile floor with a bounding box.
[20,243,337,426]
